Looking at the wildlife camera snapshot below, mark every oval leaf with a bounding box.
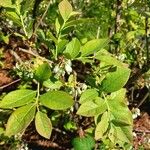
[5,104,36,136]
[56,39,69,54]
[101,67,130,92]
[79,89,99,104]
[58,0,73,21]
[35,111,52,139]
[64,38,81,59]
[81,39,108,56]
[77,98,107,117]
[40,91,74,110]
[35,63,51,82]
[0,90,36,109]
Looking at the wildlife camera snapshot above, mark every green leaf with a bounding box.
[46,30,58,44]
[55,18,61,34]
[101,66,130,92]
[58,0,73,21]
[21,0,35,16]
[115,125,133,145]
[35,63,51,82]
[5,104,36,136]
[43,79,63,90]
[108,89,133,126]
[81,38,108,56]
[64,18,95,30]
[79,89,98,104]
[0,90,36,109]
[64,38,81,59]
[77,98,107,117]
[95,111,109,140]
[69,11,81,17]
[95,49,125,67]
[3,10,22,26]
[56,39,69,54]
[105,89,133,146]
[0,0,14,8]
[35,111,52,139]
[72,135,95,150]
[0,127,4,135]
[109,124,133,145]
[40,91,74,110]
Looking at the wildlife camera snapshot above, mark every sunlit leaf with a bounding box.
[0,90,36,109]
[35,63,51,82]
[79,89,99,104]
[95,111,109,140]
[58,0,73,21]
[101,67,130,92]
[81,39,108,56]
[5,104,36,136]
[108,89,133,126]
[0,0,14,8]
[40,91,74,110]
[77,98,107,117]
[64,38,81,59]
[35,111,52,139]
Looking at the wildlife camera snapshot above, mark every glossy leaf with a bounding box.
[40,91,74,110]
[77,98,107,117]
[0,90,36,109]
[79,89,98,104]
[81,39,108,56]
[58,0,73,21]
[5,104,36,136]
[35,63,51,82]
[35,111,52,139]
[64,38,81,59]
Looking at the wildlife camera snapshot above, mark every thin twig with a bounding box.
[0,79,21,90]
[9,50,23,64]
[33,0,52,35]
[137,92,149,108]
[19,48,53,64]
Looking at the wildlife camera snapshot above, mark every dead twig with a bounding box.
[19,48,53,64]
[33,0,52,35]
[9,50,23,64]
[0,79,21,91]
[137,92,149,108]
